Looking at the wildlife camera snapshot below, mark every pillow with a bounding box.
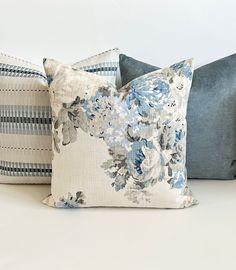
[0,49,120,184]
[119,53,236,179]
[0,53,51,184]
[119,54,160,86]
[72,48,119,85]
[42,58,197,209]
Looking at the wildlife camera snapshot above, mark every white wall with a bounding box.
[0,0,235,67]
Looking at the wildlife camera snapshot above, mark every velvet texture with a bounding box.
[119,53,236,179]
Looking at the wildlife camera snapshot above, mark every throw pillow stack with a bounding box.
[0,48,235,209]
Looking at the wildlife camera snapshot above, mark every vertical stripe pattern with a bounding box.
[0,49,119,183]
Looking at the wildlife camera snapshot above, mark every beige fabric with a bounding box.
[0,49,120,184]
[43,58,197,209]
[0,134,52,163]
[0,52,51,184]
[72,48,120,85]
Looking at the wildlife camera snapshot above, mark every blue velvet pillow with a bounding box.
[119,53,236,179]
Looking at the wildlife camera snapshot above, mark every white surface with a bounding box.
[0,180,236,270]
[0,0,235,67]
[0,1,236,269]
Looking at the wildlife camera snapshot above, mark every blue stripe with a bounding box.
[0,105,52,135]
[0,161,52,177]
[0,63,47,81]
[75,61,118,76]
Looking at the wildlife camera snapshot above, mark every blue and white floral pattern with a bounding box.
[43,58,197,208]
[56,191,86,208]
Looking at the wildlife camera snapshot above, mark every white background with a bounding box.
[0,1,236,270]
[0,0,235,67]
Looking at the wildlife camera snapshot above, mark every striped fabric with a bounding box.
[0,63,47,80]
[0,49,120,184]
[78,62,118,76]
[0,161,52,177]
[72,48,119,85]
[0,105,51,135]
[0,52,51,184]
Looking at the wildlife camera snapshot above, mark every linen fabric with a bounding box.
[0,52,51,183]
[72,48,119,85]
[0,49,120,183]
[43,58,197,209]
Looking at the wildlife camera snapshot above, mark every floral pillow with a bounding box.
[43,58,197,209]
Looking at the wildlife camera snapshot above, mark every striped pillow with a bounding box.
[72,48,119,85]
[0,49,120,184]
